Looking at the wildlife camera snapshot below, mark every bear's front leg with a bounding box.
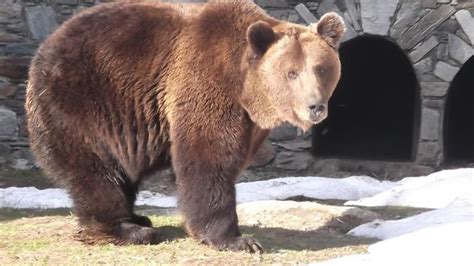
[170,126,263,253]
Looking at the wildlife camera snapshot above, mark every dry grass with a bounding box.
[0,211,373,265]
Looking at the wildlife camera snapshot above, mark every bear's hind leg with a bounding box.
[56,148,159,245]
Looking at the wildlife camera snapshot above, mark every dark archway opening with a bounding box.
[444,56,474,164]
[312,34,420,161]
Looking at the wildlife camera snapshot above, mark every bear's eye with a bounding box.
[287,70,298,79]
[318,67,326,75]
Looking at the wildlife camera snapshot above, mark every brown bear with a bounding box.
[26,0,345,253]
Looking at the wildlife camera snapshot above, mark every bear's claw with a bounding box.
[204,236,264,254]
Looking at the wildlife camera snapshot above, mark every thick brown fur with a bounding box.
[26,0,345,252]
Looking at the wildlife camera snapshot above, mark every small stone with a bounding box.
[391,0,423,39]
[0,57,31,80]
[55,0,78,5]
[267,10,288,20]
[0,31,24,42]
[295,4,317,24]
[274,151,312,171]
[436,43,449,61]
[344,0,361,31]
[448,33,474,64]
[414,57,433,74]
[454,10,474,45]
[422,0,437,8]
[25,5,59,41]
[437,0,451,3]
[409,36,439,63]
[423,99,444,109]
[12,159,32,170]
[438,18,460,34]
[0,106,18,136]
[275,140,312,151]
[360,0,399,35]
[255,0,288,8]
[417,141,441,165]
[0,143,11,156]
[4,43,38,56]
[434,61,460,81]
[421,81,450,97]
[0,80,17,99]
[269,123,297,141]
[420,107,441,140]
[306,2,319,11]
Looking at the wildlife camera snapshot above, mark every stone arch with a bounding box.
[312,34,420,160]
[443,56,474,163]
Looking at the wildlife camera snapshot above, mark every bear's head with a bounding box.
[241,12,346,131]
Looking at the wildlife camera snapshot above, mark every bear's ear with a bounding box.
[310,12,346,49]
[247,21,276,58]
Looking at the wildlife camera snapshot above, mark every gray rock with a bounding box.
[437,0,451,3]
[422,0,437,8]
[54,0,79,5]
[0,143,11,156]
[423,99,444,109]
[360,0,399,35]
[420,107,441,140]
[267,10,289,20]
[436,43,449,61]
[275,140,312,151]
[295,3,317,24]
[417,141,441,166]
[409,36,439,63]
[274,151,312,171]
[0,79,17,99]
[250,140,276,168]
[269,123,297,141]
[0,106,18,136]
[414,57,434,74]
[0,31,24,43]
[255,0,288,8]
[421,81,449,97]
[317,0,336,17]
[399,5,456,49]
[4,43,38,56]
[454,10,474,45]
[344,0,361,31]
[434,61,460,81]
[448,33,474,64]
[237,200,379,232]
[306,2,319,11]
[391,0,423,39]
[439,18,461,34]
[25,5,59,41]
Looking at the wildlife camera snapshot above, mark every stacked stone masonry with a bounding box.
[0,0,473,174]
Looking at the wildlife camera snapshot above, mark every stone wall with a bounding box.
[0,0,473,177]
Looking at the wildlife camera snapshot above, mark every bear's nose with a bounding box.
[308,103,327,118]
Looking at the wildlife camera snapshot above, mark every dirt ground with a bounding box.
[0,203,431,265]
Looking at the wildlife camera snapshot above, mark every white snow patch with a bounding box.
[0,175,395,209]
[346,168,474,208]
[236,175,396,203]
[0,187,176,209]
[316,222,474,266]
[348,199,474,240]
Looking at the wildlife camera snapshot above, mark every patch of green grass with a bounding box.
[0,213,372,265]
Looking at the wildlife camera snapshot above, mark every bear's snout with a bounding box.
[308,103,327,123]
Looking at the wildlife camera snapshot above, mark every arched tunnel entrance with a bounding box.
[312,34,420,161]
[444,56,474,164]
